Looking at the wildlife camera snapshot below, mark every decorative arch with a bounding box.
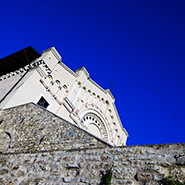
[55,79,60,85]
[80,109,109,142]
[43,75,53,88]
[52,79,61,93]
[57,84,68,102]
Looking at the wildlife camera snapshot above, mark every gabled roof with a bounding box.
[0,46,41,76]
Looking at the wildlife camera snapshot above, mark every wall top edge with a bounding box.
[1,102,113,147]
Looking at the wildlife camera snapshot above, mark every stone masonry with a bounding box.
[0,103,185,184]
[0,103,110,153]
[0,144,185,184]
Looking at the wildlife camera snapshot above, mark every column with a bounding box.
[87,91,93,104]
[98,98,103,109]
[72,86,82,106]
[77,90,87,110]
[67,81,78,101]
[61,85,68,102]
[51,81,60,94]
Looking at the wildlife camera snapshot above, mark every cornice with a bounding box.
[0,60,50,81]
[75,67,90,78]
[112,102,129,137]
[58,62,78,77]
[0,67,28,81]
[42,47,61,62]
[105,89,115,101]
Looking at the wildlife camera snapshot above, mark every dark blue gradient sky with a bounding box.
[1,0,185,145]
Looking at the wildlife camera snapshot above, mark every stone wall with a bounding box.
[0,103,185,184]
[0,143,185,184]
[0,103,110,154]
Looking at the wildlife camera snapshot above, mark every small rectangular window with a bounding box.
[37,96,49,109]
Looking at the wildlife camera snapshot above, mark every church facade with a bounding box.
[0,46,128,146]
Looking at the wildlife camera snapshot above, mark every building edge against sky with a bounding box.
[0,46,128,146]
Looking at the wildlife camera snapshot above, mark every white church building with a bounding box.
[0,46,128,146]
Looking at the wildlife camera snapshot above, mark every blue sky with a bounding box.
[0,0,185,145]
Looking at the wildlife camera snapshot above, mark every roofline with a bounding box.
[42,47,116,101]
[0,46,41,76]
[0,46,41,60]
[42,47,61,62]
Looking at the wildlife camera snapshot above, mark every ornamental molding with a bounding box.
[42,47,61,62]
[0,59,52,81]
[79,107,110,142]
[81,112,108,142]
[75,67,90,78]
